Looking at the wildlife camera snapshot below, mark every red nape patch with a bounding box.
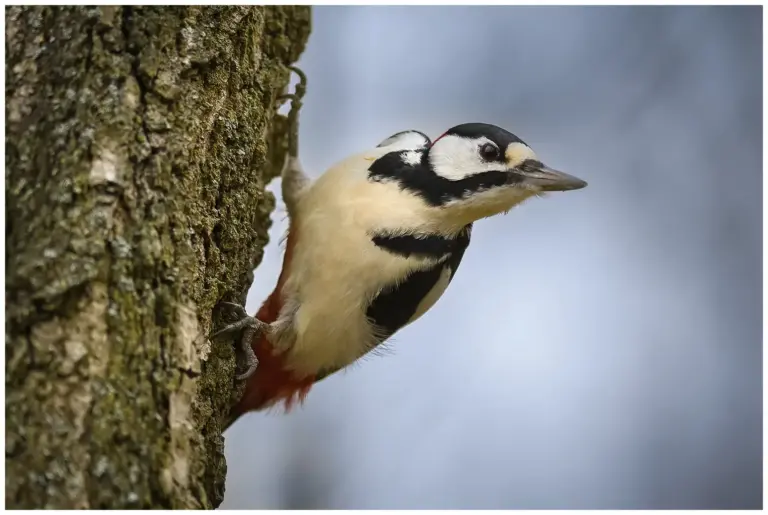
[430,131,449,147]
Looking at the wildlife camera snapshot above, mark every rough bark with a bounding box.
[5,6,310,509]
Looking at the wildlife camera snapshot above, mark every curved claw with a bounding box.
[235,323,260,380]
[211,316,253,339]
[277,93,300,105]
[277,65,307,107]
[221,301,249,318]
[236,362,258,381]
[220,301,249,318]
[210,303,265,381]
[287,65,307,90]
[284,67,306,158]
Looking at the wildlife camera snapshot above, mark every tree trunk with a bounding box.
[5,6,310,509]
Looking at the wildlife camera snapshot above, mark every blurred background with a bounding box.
[221,5,762,509]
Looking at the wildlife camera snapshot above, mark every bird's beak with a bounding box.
[517,162,588,192]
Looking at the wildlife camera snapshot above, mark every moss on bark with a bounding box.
[5,6,310,509]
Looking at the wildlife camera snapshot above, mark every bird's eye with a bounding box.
[480,143,499,160]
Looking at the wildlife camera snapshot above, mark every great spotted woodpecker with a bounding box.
[213,67,587,428]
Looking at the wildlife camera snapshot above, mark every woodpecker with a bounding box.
[213,67,587,428]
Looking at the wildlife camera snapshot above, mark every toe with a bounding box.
[220,302,248,318]
[236,360,258,381]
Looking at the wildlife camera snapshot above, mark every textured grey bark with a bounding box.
[5,6,310,509]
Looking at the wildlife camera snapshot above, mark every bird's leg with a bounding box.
[211,302,266,380]
[277,65,309,218]
[212,69,309,381]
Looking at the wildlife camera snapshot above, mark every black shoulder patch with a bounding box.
[371,232,464,260]
[368,150,421,182]
[366,224,472,341]
[366,265,445,341]
[445,224,471,277]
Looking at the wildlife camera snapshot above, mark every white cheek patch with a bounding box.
[505,142,538,168]
[429,134,507,181]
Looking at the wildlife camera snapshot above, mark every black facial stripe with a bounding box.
[368,150,517,206]
[372,231,465,260]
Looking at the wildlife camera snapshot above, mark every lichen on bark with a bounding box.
[5,5,310,509]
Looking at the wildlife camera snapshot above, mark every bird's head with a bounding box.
[423,122,587,224]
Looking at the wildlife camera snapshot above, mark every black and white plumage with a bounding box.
[366,129,474,344]
[376,129,431,150]
[368,225,471,341]
[246,123,586,378]
[214,67,587,420]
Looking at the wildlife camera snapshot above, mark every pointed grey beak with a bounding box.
[517,162,588,192]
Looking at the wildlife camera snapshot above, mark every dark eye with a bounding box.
[480,143,499,160]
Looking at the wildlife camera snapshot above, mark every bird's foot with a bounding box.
[211,302,267,380]
[277,65,310,215]
[277,65,307,158]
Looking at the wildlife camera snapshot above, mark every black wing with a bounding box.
[366,225,471,343]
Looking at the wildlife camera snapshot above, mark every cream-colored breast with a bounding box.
[276,150,440,376]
